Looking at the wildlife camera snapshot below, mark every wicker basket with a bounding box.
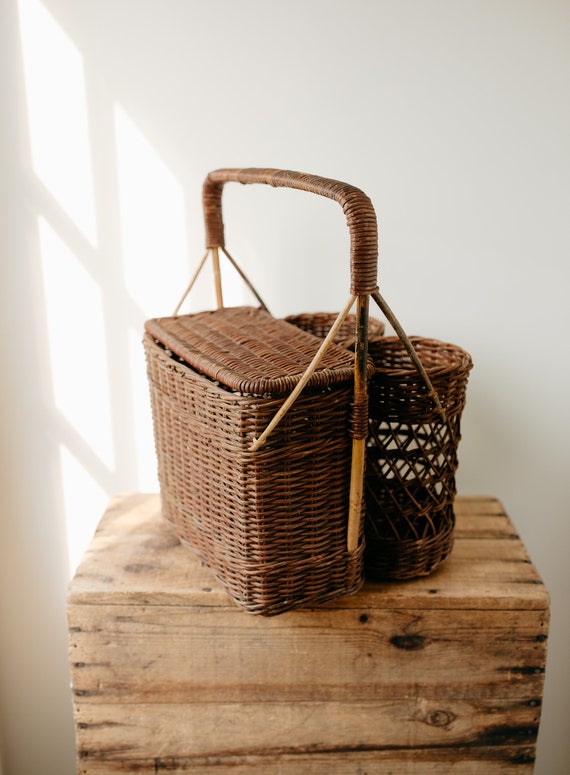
[284,312,385,349]
[144,168,379,616]
[364,336,473,580]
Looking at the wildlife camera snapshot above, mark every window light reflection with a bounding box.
[59,445,108,576]
[115,105,188,315]
[38,217,115,471]
[18,0,97,245]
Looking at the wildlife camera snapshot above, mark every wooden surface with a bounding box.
[68,494,549,774]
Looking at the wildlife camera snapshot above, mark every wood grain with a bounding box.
[68,494,548,611]
[76,747,538,775]
[69,605,546,704]
[74,697,540,761]
[67,494,549,774]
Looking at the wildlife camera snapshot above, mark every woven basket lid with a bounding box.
[145,306,367,397]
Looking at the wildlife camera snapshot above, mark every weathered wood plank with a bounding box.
[68,605,547,704]
[75,746,538,775]
[74,698,540,762]
[67,494,548,611]
[67,494,549,774]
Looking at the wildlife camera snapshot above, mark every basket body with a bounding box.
[144,306,366,615]
[364,337,473,580]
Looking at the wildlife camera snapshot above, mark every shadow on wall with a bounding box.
[16,0,242,575]
[2,3,221,769]
[18,0,319,579]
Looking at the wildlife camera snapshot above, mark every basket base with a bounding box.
[170,518,365,616]
[364,515,455,581]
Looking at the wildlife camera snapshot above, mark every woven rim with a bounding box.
[284,312,385,350]
[368,336,473,420]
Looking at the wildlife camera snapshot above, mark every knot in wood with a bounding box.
[426,709,455,727]
[390,633,426,651]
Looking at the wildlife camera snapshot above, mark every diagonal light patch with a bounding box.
[18,0,97,246]
[38,217,115,472]
[114,104,188,315]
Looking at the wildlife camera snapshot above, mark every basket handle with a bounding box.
[200,168,443,554]
[202,168,443,420]
[203,168,378,296]
[203,168,379,554]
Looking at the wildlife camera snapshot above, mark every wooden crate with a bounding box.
[67,494,549,774]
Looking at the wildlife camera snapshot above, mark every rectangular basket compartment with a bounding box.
[144,305,367,615]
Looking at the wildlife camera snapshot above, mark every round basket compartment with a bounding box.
[284,312,385,350]
[364,337,472,580]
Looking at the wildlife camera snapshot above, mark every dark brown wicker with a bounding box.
[145,168,379,615]
[284,312,385,349]
[364,337,473,580]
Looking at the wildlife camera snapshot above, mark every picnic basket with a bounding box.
[144,168,383,616]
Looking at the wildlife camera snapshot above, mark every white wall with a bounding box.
[1,1,569,772]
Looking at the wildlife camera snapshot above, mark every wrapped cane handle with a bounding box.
[203,168,378,296]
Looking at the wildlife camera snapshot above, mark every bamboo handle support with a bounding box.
[221,246,269,311]
[212,247,224,309]
[347,438,366,553]
[249,294,357,452]
[173,247,268,316]
[372,288,445,421]
[172,248,210,316]
[346,294,370,553]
